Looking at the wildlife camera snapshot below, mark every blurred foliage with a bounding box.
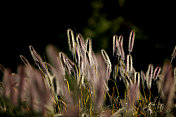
[83,0,148,51]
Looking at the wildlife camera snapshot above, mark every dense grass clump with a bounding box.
[0,29,176,116]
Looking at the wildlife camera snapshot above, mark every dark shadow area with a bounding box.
[0,0,175,72]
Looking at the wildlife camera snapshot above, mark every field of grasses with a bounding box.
[0,29,176,117]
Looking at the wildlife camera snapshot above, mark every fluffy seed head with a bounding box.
[86,38,92,53]
[118,35,123,47]
[146,64,154,89]
[120,41,125,60]
[134,72,140,86]
[101,49,112,71]
[76,33,86,55]
[29,45,48,74]
[126,54,133,73]
[67,29,76,54]
[153,66,161,80]
[128,30,135,53]
[113,35,121,57]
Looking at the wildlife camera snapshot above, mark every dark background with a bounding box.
[0,0,175,72]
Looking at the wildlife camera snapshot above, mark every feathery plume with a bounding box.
[75,45,81,65]
[53,55,72,103]
[29,46,55,90]
[113,35,118,56]
[101,49,112,73]
[76,33,86,55]
[101,49,109,64]
[59,52,71,74]
[153,66,161,80]
[76,34,87,74]
[113,35,121,57]
[86,38,92,53]
[128,30,135,53]
[86,51,91,65]
[146,64,154,89]
[125,75,133,87]
[113,34,125,60]
[118,35,125,61]
[141,71,146,80]
[120,40,125,60]
[126,54,133,73]
[140,71,146,87]
[29,45,48,75]
[20,55,32,69]
[146,64,153,89]
[118,35,123,47]
[134,72,140,86]
[59,52,77,78]
[91,50,98,70]
[67,29,76,54]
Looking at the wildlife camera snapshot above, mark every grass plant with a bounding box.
[0,29,176,117]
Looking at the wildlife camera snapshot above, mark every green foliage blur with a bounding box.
[83,0,147,52]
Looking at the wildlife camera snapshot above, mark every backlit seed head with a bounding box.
[153,66,161,80]
[134,72,140,86]
[67,29,76,54]
[29,45,48,74]
[128,30,135,53]
[146,64,154,89]
[113,35,121,57]
[101,49,112,73]
[76,33,86,55]
[86,38,92,53]
[127,54,133,73]
[118,35,123,47]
